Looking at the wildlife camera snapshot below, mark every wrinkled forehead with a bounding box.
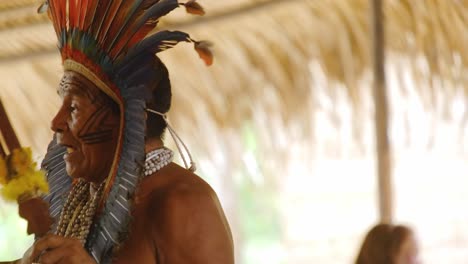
[58,71,120,114]
[58,70,103,101]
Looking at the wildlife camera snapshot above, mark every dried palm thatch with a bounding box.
[0,0,466,159]
[0,1,466,263]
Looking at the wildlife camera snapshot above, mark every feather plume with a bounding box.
[68,0,79,29]
[79,0,90,30]
[194,41,213,66]
[181,0,205,16]
[81,0,100,31]
[91,0,113,38]
[105,0,143,52]
[75,0,82,29]
[106,0,162,53]
[113,0,179,57]
[116,52,158,91]
[46,1,58,37]
[98,0,125,46]
[121,30,191,62]
[48,0,65,39]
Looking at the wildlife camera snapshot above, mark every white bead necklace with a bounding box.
[144,148,174,176]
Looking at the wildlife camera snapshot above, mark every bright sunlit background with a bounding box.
[1,0,467,263]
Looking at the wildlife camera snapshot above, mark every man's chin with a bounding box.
[65,164,81,179]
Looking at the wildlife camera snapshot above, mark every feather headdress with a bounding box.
[38,0,211,262]
[38,0,212,97]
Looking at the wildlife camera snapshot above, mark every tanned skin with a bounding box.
[115,140,234,263]
[18,71,234,264]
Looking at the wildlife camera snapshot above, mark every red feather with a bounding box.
[75,0,82,29]
[110,19,152,57]
[105,1,145,52]
[82,0,100,31]
[108,0,161,57]
[51,1,59,29]
[112,0,181,58]
[46,1,59,37]
[69,0,78,29]
[79,0,90,30]
[98,0,125,46]
[91,0,113,37]
[53,0,67,32]
[127,20,158,47]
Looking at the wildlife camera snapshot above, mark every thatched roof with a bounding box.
[0,1,467,262]
[0,0,466,158]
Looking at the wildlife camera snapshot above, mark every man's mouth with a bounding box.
[60,143,77,156]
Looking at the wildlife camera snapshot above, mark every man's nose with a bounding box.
[51,107,67,133]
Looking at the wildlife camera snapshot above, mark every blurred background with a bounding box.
[0,0,467,263]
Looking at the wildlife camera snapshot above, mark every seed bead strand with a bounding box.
[56,180,88,237]
[55,148,174,245]
[144,148,174,176]
[55,179,104,245]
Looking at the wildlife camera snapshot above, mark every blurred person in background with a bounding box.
[355,223,420,264]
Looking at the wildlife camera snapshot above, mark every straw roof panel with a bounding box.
[0,0,466,157]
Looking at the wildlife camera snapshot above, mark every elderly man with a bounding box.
[14,0,234,263]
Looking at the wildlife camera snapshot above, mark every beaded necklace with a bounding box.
[55,179,104,245]
[144,147,174,176]
[55,148,174,245]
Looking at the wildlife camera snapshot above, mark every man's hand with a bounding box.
[18,198,53,237]
[22,235,96,264]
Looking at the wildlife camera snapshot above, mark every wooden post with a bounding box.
[370,0,393,223]
[0,99,21,156]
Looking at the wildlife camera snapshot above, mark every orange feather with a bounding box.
[183,0,205,16]
[195,41,214,66]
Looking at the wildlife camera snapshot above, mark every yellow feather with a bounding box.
[1,170,48,202]
[0,147,49,202]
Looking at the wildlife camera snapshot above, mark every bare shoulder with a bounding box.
[137,162,217,206]
[136,163,234,264]
[142,162,227,227]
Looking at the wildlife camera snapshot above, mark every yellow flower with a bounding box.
[10,147,34,176]
[0,156,7,185]
[0,147,49,202]
[1,169,48,202]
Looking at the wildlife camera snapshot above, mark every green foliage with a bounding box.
[238,123,283,264]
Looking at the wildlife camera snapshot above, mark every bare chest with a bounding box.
[111,201,161,264]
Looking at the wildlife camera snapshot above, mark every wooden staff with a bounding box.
[371,0,393,223]
[0,99,21,156]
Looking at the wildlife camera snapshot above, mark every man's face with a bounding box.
[51,71,120,183]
